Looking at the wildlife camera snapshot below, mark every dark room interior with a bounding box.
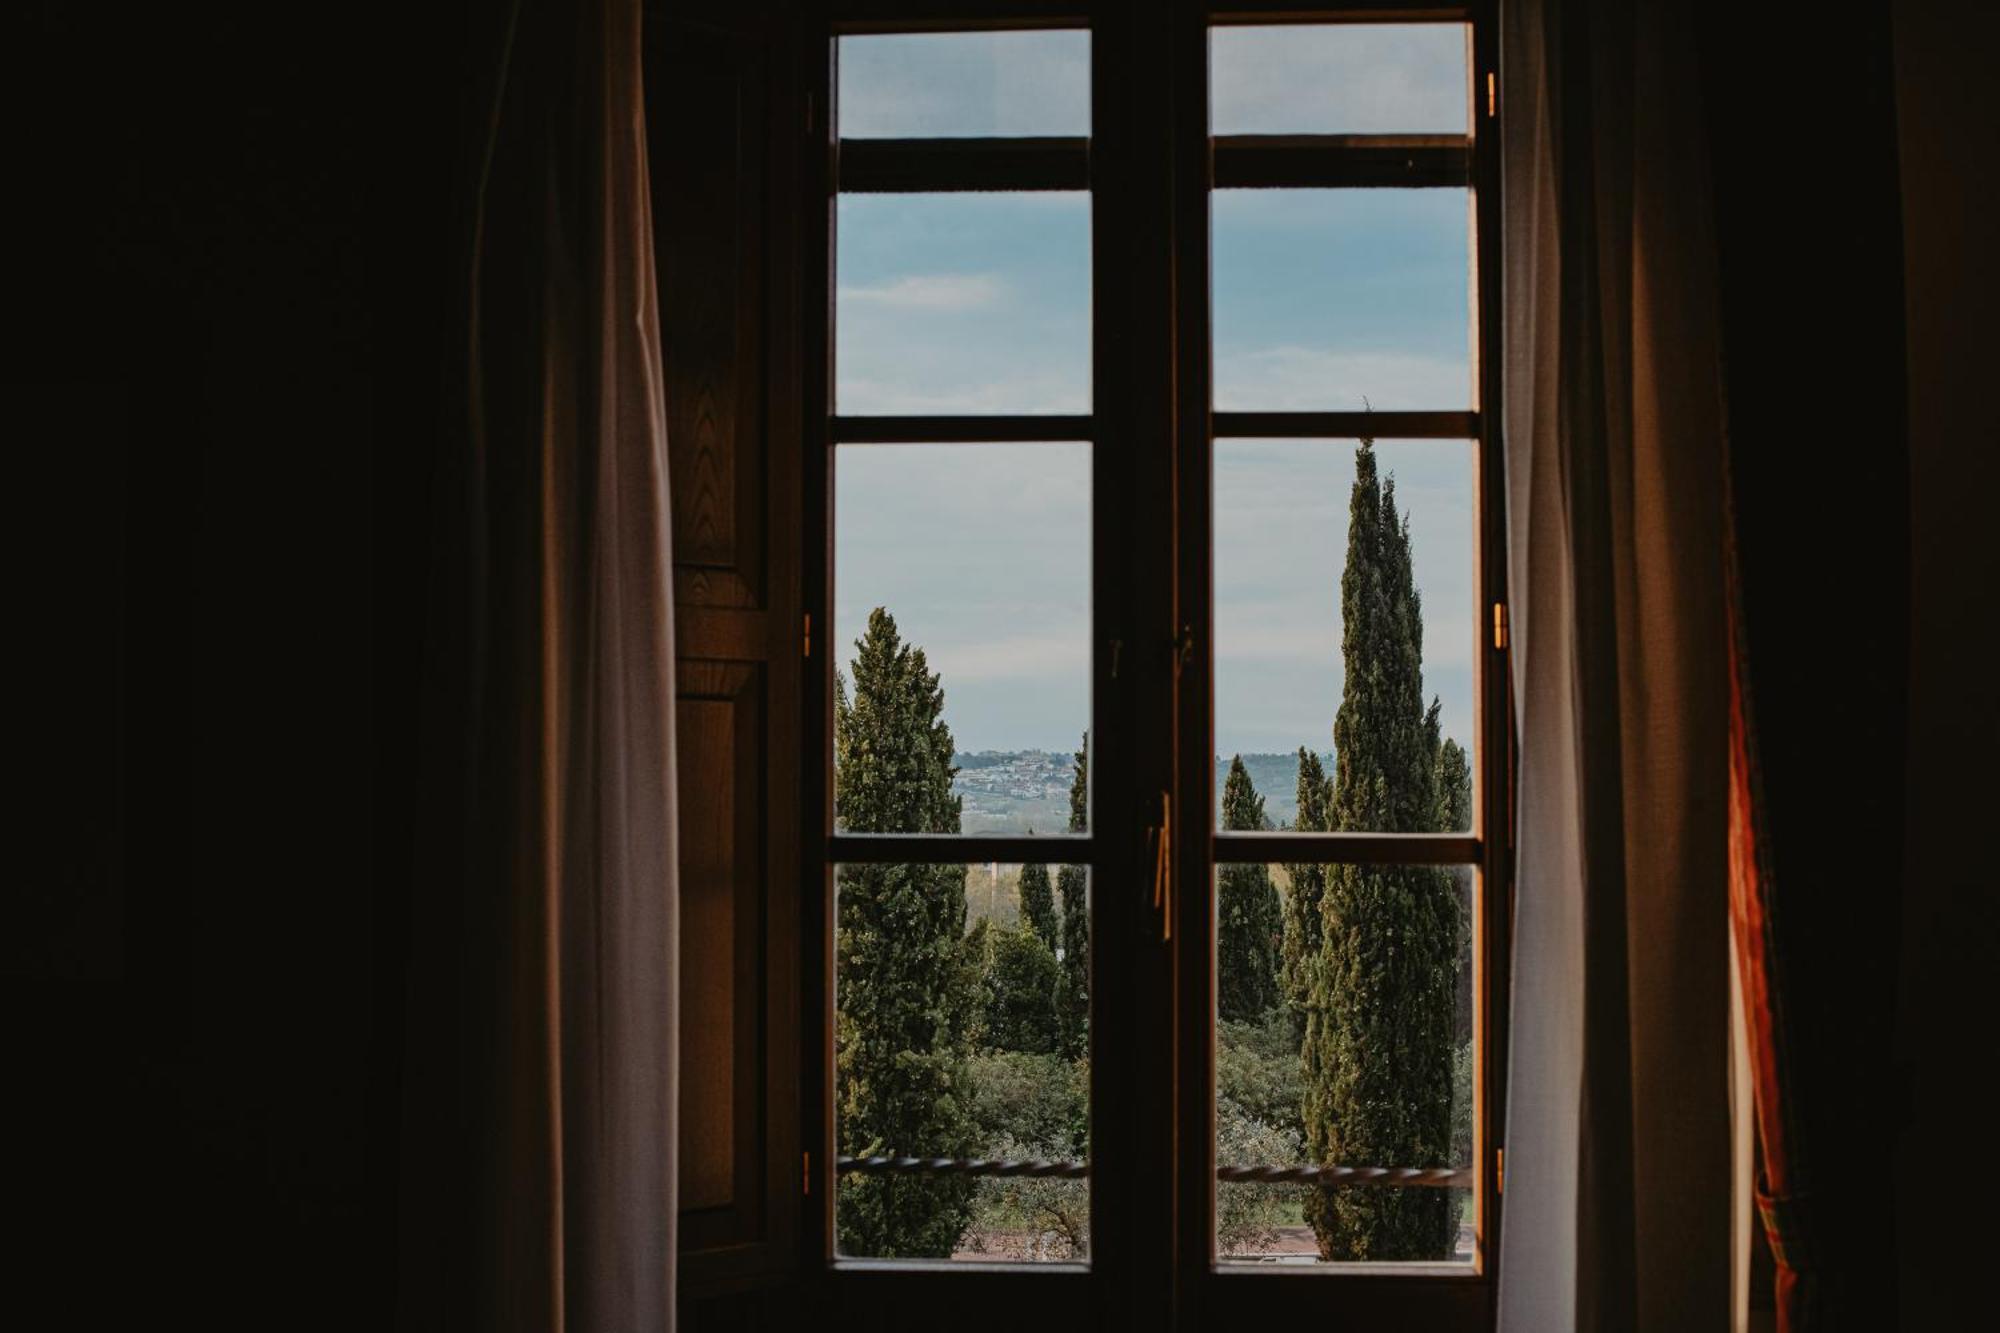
[3,2,1992,1330]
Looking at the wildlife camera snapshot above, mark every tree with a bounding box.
[1054,733,1089,1060]
[1218,757,1283,1023]
[1019,859,1058,949]
[1436,739,1474,1044]
[1281,747,1332,1040]
[1299,443,1462,1261]
[978,924,1063,1055]
[834,608,979,1257]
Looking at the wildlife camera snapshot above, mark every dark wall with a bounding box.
[1892,1,1999,1326]
[4,4,459,1325]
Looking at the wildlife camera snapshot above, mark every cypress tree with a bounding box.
[834,608,979,1257]
[1300,443,1461,1261]
[1435,740,1474,1044]
[1019,859,1058,948]
[978,923,1063,1055]
[1054,733,1089,1060]
[1281,748,1332,1040]
[1218,757,1283,1023]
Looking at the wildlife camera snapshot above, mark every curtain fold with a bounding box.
[1498,1,1733,1328]
[404,0,677,1329]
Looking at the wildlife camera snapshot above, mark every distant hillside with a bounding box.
[950,749,1335,832]
[953,750,1073,835]
[1214,752,1334,829]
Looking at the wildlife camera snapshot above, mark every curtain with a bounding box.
[1497,1,1734,1328]
[1707,4,1911,1327]
[402,0,678,1329]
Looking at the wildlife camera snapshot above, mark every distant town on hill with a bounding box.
[952,750,1335,834]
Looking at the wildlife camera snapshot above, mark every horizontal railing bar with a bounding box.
[830,833,1093,865]
[1215,137,1468,189]
[835,1156,1473,1189]
[838,137,1088,192]
[834,414,1093,443]
[1213,832,1481,865]
[1214,410,1477,439]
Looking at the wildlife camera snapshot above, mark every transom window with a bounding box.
[805,4,1504,1325]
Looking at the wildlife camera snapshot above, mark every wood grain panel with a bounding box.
[653,13,768,610]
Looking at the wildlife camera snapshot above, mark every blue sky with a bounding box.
[834,25,1476,766]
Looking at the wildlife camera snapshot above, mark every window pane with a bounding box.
[837,193,1091,414]
[838,31,1090,139]
[1211,23,1469,135]
[836,864,1091,1262]
[1212,189,1471,412]
[1214,439,1475,833]
[835,443,1090,834]
[1213,862,1475,1265]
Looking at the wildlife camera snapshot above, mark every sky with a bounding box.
[834,25,1477,763]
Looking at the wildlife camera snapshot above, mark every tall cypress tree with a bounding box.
[834,608,979,1257]
[1218,757,1283,1022]
[1054,733,1089,1060]
[1281,748,1332,1040]
[1435,740,1474,1044]
[1300,443,1461,1261]
[1019,859,1058,948]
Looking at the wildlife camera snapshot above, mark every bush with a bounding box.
[1217,1011,1304,1141]
[1216,1095,1305,1256]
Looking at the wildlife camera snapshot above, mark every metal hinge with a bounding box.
[1486,72,1497,118]
[803,1150,811,1197]
[1493,602,1509,650]
[803,612,812,659]
[1496,1147,1505,1196]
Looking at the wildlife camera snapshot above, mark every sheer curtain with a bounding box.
[402,0,678,1328]
[1497,0,1734,1328]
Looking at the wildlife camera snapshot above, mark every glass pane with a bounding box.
[1213,439,1475,833]
[835,443,1090,834]
[836,864,1091,1262]
[1213,862,1475,1265]
[837,193,1091,414]
[838,30,1090,138]
[1212,189,1472,412]
[1211,23,1469,135]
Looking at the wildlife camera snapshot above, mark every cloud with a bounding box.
[838,273,1003,311]
[1211,24,1468,135]
[1215,347,1471,412]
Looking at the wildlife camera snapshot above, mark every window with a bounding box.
[805,4,1505,1325]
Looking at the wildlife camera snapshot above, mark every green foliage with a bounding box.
[1436,740,1475,1043]
[977,924,1063,1056]
[1299,444,1461,1261]
[1054,734,1090,1060]
[1019,860,1057,948]
[1216,1093,1305,1256]
[1281,748,1332,1042]
[834,608,979,1257]
[1218,757,1284,1023]
[1217,1011,1304,1141]
[962,1052,1089,1259]
[1451,1038,1474,1170]
[965,1051,1089,1155]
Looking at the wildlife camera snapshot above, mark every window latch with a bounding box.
[1148,790,1173,943]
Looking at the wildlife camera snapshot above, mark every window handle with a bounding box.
[1149,790,1173,943]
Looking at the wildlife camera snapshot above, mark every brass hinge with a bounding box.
[1486,72,1497,118]
[1492,602,1509,650]
[1496,1147,1505,1196]
[803,1150,811,1197]
[803,612,812,659]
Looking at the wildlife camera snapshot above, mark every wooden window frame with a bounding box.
[797,3,1510,1327]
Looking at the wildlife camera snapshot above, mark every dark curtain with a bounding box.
[400,0,680,1329]
[1707,4,1910,1330]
